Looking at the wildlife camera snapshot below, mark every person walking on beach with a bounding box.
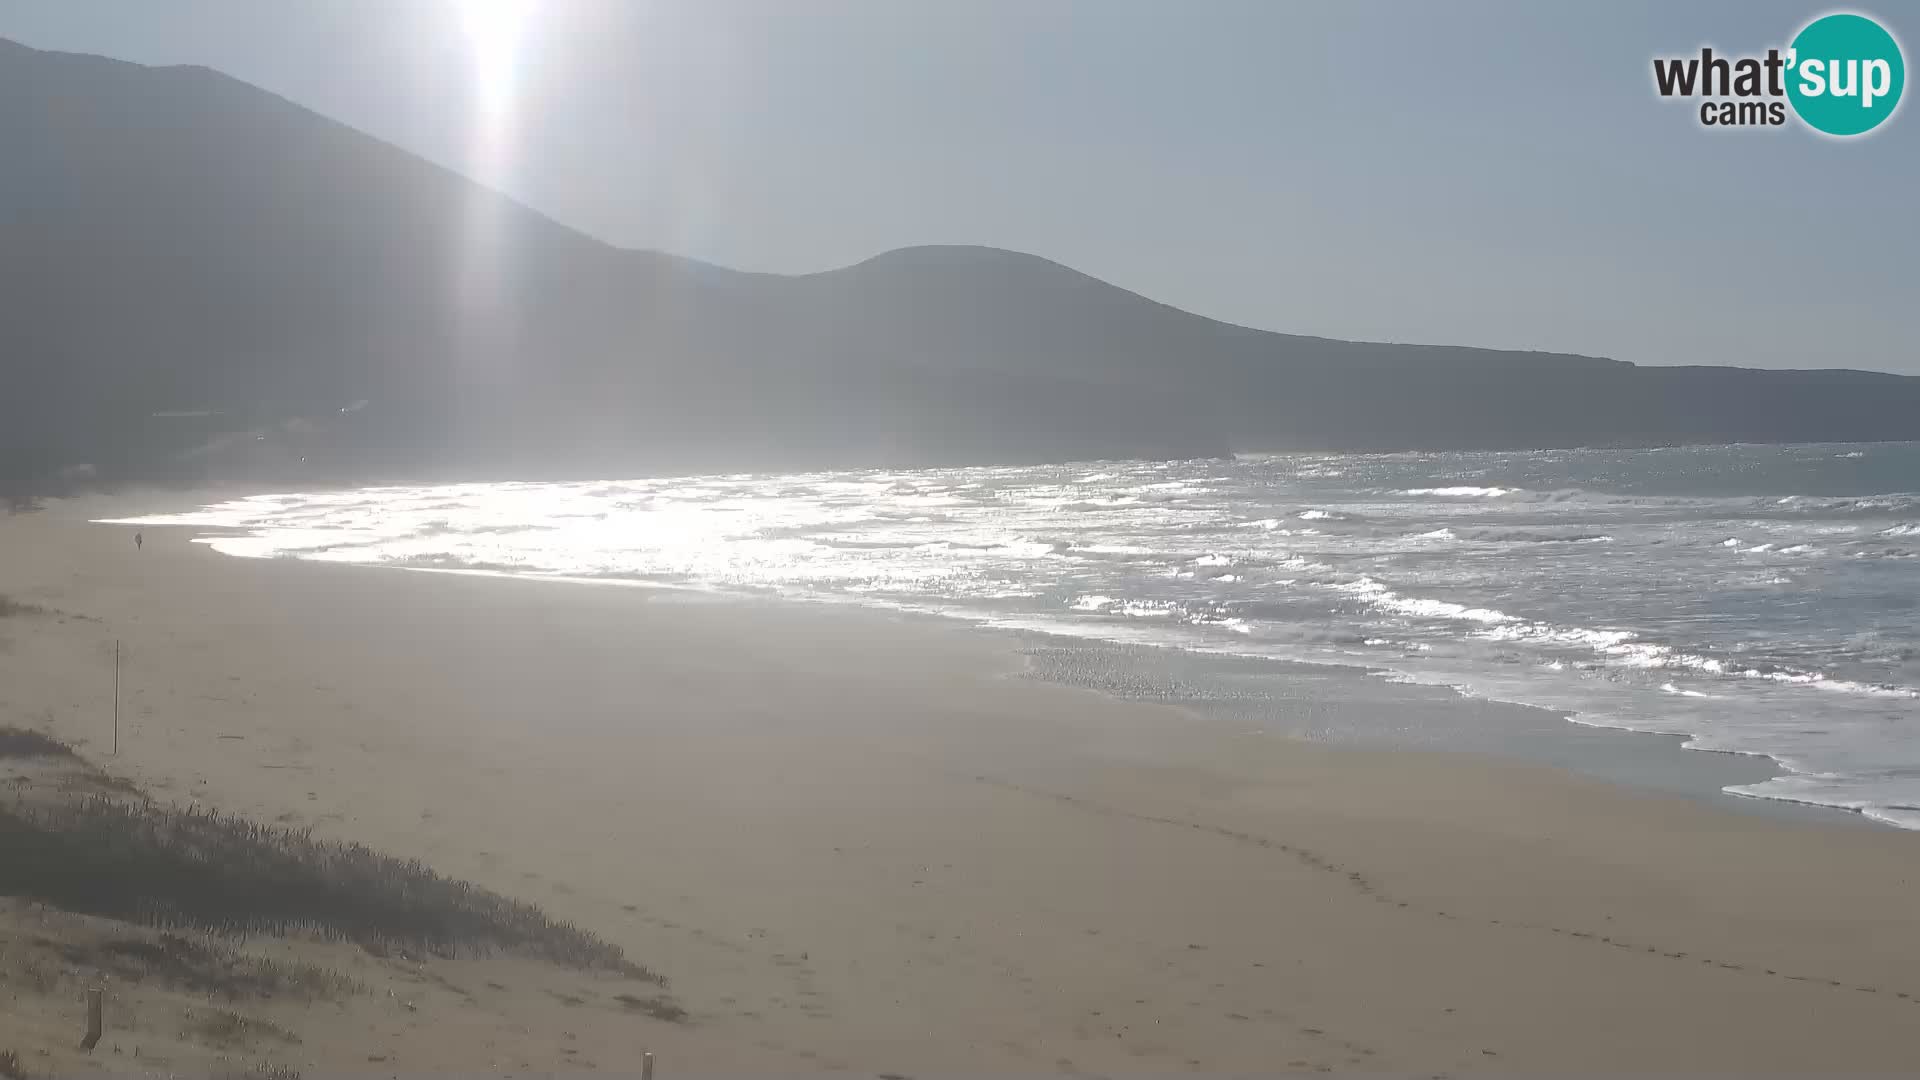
[134,531,142,550]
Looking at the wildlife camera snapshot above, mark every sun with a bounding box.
[457,0,534,114]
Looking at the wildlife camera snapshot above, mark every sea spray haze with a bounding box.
[115,442,1920,828]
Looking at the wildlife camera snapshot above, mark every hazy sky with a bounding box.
[2,1,1915,372]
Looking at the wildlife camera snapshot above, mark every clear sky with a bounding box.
[2,1,1914,372]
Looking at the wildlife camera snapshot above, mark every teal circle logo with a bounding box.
[1786,13,1905,136]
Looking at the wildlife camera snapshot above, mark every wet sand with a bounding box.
[5,493,1920,1074]
[1016,637,1873,827]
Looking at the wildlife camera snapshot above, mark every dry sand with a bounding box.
[5,492,1920,1075]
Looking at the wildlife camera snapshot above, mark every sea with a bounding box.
[112,442,1920,829]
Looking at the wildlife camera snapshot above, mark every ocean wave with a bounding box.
[1397,486,1517,497]
[1660,682,1714,698]
[1333,578,1517,624]
[1476,619,1919,699]
[1068,594,1232,626]
[1719,541,1825,556]
[907,538,1064,558]
[1772,493,1920,516]
[1727,780,1920,830]
[1457,528,1614,544]
[1070,542,1159,555]
[1477,622,1637,649]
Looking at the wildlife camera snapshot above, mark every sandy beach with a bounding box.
[6,492,1920,1075]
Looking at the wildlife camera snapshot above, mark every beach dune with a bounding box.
[4,494,1920,1074]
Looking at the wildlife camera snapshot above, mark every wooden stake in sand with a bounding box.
[80,987,103,1050]
[642,1050,655,1080]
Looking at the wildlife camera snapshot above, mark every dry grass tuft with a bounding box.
[212,1065,302,1080]
[0,796,660,981]
[0,595,51,619]
[0,728,74,760]
[188,1007,300,1047]
[41,933,360,1001]
[613,992,689,1023]
[56,770,144,799]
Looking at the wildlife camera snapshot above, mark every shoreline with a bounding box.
[6,492,1920,1072]
[1007,628,1881,830]
[100,489,1882,831]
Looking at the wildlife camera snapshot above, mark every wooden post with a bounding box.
[641,1050,654,1080]
[80,986,102,1050]
[112,640,120,755]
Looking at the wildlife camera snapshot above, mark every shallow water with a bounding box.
[112,442,1920,828]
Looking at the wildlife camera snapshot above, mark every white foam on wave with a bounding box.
[1798,676,1919,698]
[1660,682,1714,698]
[1322,572,1919,712]
[1333,577,1517,624]
[1399,486,1515,497]
[1072,542,1157,555]
[1478,622,1637,649]
[1477,619,1920,700]
[1726,776,1920,830]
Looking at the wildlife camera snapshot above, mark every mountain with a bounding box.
[5,37,1919,498]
